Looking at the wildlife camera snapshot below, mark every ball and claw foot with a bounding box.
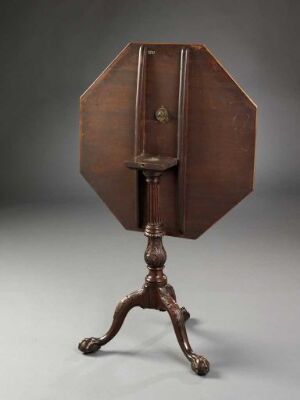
[191,355,210,376]
[181,307,190,321]
[78,337,102,354]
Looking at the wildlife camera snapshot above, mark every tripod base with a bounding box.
[78,281,209,376]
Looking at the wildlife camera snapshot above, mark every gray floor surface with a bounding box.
[1,192,299,400]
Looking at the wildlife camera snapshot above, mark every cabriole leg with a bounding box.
[159,287,209,375]
[78,288,145,354]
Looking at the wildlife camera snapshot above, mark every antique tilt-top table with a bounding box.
[78,43,256,375]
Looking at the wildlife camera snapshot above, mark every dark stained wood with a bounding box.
[177,47,189,234]
[80,42,256,239]
[134,45,147,156]
[125,154,177,171]
[79,43,256,375]
[79,168,209,376]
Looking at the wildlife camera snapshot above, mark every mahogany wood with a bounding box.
[79,166,209,375]
[78,42,256,375]
[80,42,256,239]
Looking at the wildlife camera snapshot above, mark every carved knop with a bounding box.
[144,237,167,268]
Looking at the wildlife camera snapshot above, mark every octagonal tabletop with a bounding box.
[80,43,256,239]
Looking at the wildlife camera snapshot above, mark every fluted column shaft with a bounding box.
[143,171,167,285]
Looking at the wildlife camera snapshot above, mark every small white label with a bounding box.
[148,50,156,55]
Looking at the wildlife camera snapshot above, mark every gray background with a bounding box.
[0,1,299,399]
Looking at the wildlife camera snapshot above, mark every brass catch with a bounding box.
[155,105,169,123]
